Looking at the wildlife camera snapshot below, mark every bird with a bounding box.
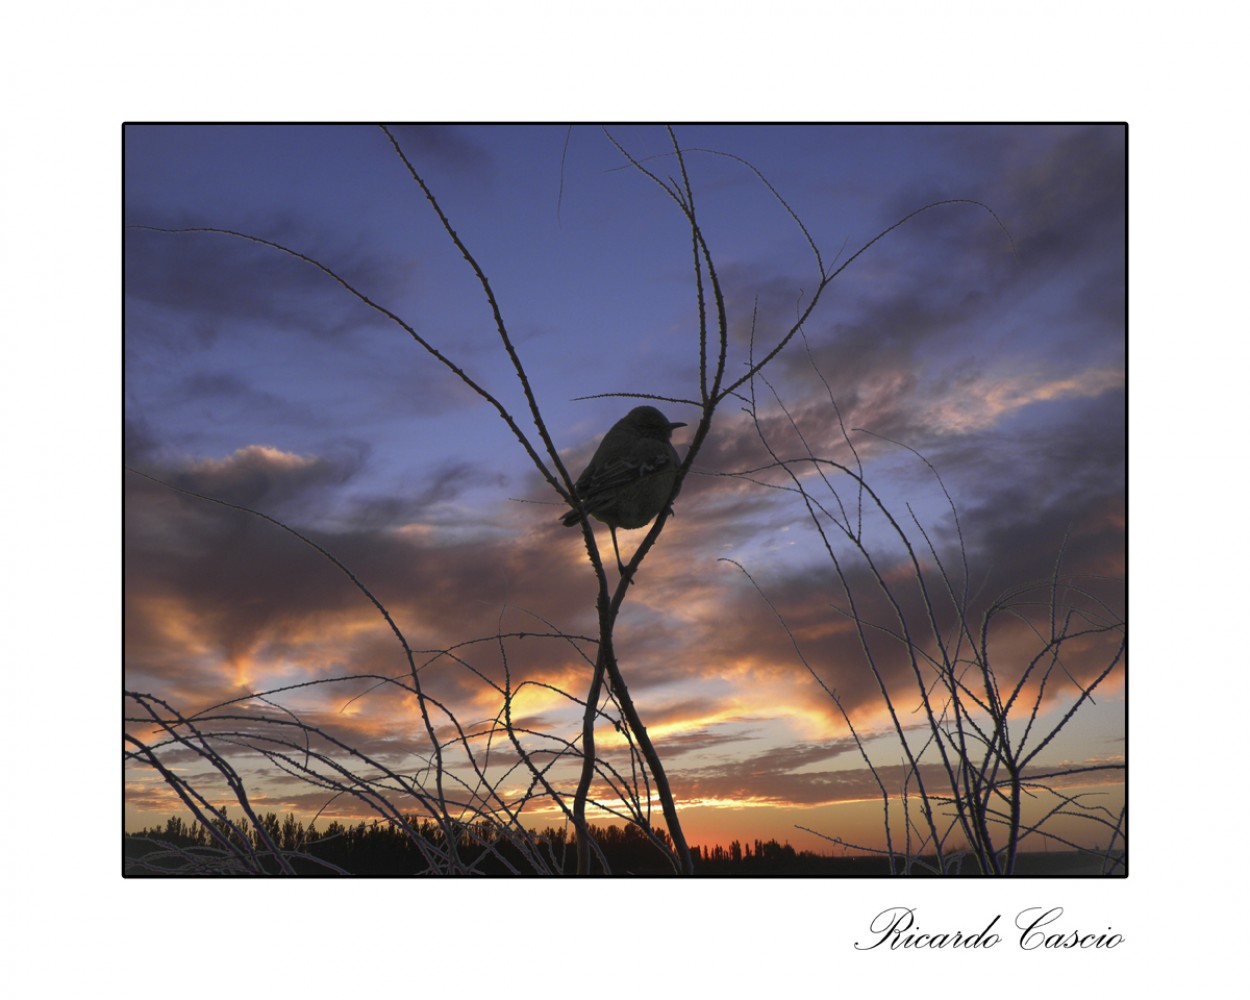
[560,405,687,576]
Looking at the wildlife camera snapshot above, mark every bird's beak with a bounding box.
[670,421,687,429]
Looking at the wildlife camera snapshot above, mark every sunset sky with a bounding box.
[123,124,1125,857]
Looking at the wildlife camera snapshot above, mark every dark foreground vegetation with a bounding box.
[124,812,1122,877]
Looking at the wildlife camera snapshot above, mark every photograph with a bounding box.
[123,123,1126,879]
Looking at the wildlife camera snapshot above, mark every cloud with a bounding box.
[125,421,1123,833]
[126,443,601,710]
[699,127,1125,472]
[145,421,1118,788]
[124,220,406,338]
[123,219,491,481]
[383,125,496,177]
[674,756,1122,810]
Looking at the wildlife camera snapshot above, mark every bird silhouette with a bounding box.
[561,405,687,576]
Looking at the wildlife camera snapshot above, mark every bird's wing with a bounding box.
[576,442,674,501]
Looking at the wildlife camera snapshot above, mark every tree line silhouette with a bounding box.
[123,812,882,876]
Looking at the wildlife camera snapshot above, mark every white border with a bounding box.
[10,2,1228,993]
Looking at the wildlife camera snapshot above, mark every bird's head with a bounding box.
[625,405,687,441]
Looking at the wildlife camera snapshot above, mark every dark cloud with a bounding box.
[699,126,1126,473]
[606,377,1126,734]
[673,757,1121,809]
[124,414,161,466]
[348,460,507,530]
[123,216,492,479]
[998,125,1126,270]
[124,221,407,341]
[706,738,867,777]
[383,125,496,177]
[126,445,605,717]
[171,444,364,512]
